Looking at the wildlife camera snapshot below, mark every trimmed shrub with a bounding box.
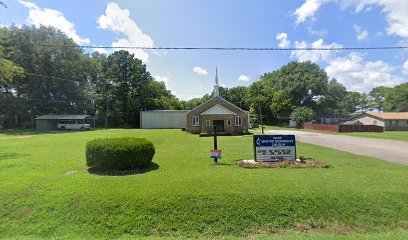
[86,137,155,171]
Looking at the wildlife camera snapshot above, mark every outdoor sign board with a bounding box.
[210,149,222,159]
[253,135,296,162]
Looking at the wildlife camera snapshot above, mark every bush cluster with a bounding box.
[86,137,155,171]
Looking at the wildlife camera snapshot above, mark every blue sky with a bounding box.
[1,0,408,100]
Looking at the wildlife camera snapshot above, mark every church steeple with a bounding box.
[214,67,220,97]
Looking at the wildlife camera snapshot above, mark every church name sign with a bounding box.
[253,135,296,161]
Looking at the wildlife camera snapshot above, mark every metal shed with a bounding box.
[35,114,91,131]
[140,110,189,129]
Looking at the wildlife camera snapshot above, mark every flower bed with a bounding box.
[237,157,329,169]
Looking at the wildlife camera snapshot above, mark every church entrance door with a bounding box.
[213,120,224,132]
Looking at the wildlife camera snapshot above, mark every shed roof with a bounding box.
[366,112,408,120]
[35,114,91,120]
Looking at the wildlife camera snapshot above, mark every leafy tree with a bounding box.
[383,83,408,112]
[0,49,24,93]
[216,86,250,110]
[98,50,182,127]
[0,26,183,129]
[249,80,273,124]
[269,90,294,120]
[369,86,389,111]
[0,25,95,118]
[290,106,315,126]
[335,91,365,113]
[252,61,335,123]
[102,50,151,127]
[316,79,347,114]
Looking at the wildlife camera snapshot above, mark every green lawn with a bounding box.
[1,129,408,239]
[255,125,408,142]
[340,131,408,142]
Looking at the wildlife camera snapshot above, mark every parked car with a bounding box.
[58,120,91,130]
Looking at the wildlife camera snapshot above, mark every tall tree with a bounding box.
[251,61,333,123]
[369,86,390,112]
[316,79,348,114]
[0,49,24,93]
[0,25,95,118]
[383,83,408,112]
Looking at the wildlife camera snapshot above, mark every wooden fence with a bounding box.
[303,123,338,132]
[338,125,384,132]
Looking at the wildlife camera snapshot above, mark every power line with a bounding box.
[18,44,408,51]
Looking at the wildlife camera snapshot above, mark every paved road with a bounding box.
[266,130,408,165]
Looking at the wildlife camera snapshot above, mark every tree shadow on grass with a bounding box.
[0,129,104,137]
[87,162,160,176]
[0,152,29,160]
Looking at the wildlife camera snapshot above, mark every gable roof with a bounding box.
[200,104,236,115]
[350,112,408,121]
[188,96,247,114]
[367,112,408,120]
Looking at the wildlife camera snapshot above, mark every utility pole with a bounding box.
[258,84,264,134]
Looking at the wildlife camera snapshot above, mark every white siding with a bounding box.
[140,111,188,129]
[351,114,385,126]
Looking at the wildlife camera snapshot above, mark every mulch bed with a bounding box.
[237,158,329,168]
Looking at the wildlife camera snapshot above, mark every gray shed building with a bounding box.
[140,110,189,129]
[35,114,91,131]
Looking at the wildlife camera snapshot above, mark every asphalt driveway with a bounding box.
[266,130,408,165]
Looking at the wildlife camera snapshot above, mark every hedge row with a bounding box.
[86,137,155,171]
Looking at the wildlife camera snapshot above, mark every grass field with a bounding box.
[1,129,408,239]
[256,125,408,142]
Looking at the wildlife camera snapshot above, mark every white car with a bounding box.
[58,120,91,131]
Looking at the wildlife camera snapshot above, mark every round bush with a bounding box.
[86,137,155,171]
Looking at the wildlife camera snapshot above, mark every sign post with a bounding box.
[211,125,221,163]
[253,135,296,162]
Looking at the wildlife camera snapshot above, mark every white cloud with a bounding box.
[289,35,402,91]
[294,0,408,42]
[325,52,402,92]
[353,24,369,41]
[192,66,208,75]
[403,60,408,75]
[154,75,170,85]
[276,32,290,48]
[291,38,342,63]
[238,75,251,82]
[293,0,332,24]
[98,2,154,62]
[19,1,90,44]
[307,27,328,37]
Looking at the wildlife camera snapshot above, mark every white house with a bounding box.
[345,112,408,131]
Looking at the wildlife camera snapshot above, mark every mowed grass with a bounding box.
[341,131,408,142]
[1,129,408,239]
[256,125,408,142]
